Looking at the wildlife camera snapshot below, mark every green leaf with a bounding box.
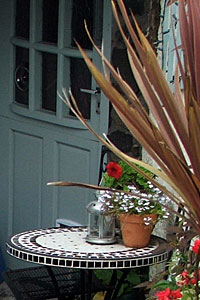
[94,270,113,286]
[153,280,175,290]
[126,269,141,285]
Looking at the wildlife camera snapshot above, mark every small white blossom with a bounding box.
[97,164,171,220]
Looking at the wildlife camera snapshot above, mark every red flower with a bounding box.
[190,277,196,285]
[170,289,182,299]
[192,239,200,254]
[192,269,200,284]
[181,271,189,278]
[180,271,190,285]
[156,288,182,300]
[156,288,171,300]
[106,162,123,180]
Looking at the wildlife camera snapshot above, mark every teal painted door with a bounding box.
[162,0,182,89]
[0,0,112,268]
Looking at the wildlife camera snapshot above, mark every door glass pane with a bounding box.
[42,53,57,112]
[15,47,29,105]
[70,58,91,119]
[15,0,30,39]
[71,0,93,49]
[42,0,58,44]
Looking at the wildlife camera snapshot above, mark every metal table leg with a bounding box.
[87,270,93,300]
[104,270,117,300]
[80,269,86,300]
[46,266,66,300]
[104,269,131,300]
[111,269,130,299]
[80,269,93,300]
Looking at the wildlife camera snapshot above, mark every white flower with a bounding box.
[128,185,136,190]
[136,207,143,213]
[144,206,150,210]
[144,217,152,221]
[148,183,154,188]
[144,221,151,226]
[141,193,148,197]
[129,204,134,208]
[148,194,153,199]
[138,199,144,205]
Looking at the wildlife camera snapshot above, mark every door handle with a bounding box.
[80,87,100,95]
[80,87,101,114]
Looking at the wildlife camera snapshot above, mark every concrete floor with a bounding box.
[0,281,15,299]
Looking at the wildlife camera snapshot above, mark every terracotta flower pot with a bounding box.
[118,214,158,248]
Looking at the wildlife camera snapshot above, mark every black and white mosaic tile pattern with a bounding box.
[7,227,169,269]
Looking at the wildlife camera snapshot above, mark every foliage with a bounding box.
[94,269,140,297]
[94,267,148,298]
[148,239,200,300]
[102,160,155,192]
[98,188,167,218]
[98,160,169,218]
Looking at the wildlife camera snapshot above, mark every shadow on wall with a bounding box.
[0,246,6,283]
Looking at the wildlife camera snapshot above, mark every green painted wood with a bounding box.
[162,0,182,89]
[0,0,112,269]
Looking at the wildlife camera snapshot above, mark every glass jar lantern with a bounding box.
[86,201,116,244]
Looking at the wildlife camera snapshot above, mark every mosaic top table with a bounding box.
[6,227,169,299]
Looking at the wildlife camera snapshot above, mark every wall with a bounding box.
[107,0,161,162]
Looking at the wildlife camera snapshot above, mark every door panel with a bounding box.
[54,138,98,223]
[4,118,100,230]
[12,130,43,233]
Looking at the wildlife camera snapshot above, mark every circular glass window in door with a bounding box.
[14,47,29,106]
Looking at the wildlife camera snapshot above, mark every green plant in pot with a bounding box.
[98,160,169,247]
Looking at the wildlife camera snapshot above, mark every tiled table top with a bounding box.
[7,227,169,269]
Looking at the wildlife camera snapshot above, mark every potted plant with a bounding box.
[97,160,169,247]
